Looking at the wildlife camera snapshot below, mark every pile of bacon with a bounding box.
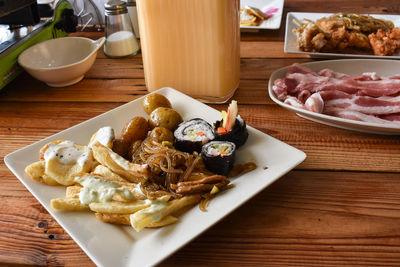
[272,63,400,125]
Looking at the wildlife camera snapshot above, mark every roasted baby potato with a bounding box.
[142,93,172,115]
[148,107,183,131]
[121,116,149,144]
[148,127,174,142]
[112,138,130,158]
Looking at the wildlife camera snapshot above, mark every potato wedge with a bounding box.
[65,185,81,198]
[130,195,200,232]
[25,161,60,186]
[95,213,177,227]
[89,200,150,214]
[92,164,129,183]
[51,198,89,211]
[91,142,149,183]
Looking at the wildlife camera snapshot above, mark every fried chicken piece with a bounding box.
[368,28,400,56]
[317,17,346,34]
[348,32,371,50]
[311,33,327,50]
[293,22,323,52]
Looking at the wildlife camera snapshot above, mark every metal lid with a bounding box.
[125,0,136,6]
[105,0,127,14]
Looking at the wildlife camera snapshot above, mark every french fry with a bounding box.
[92,165,129,183]
[65,186,81,198]
[130,195,201,232]
[43,141,95,186]
[95,213,130,225]
[42,174,61,186]
[91,166,147,200]
[74,173,146,202]
[25,161,60,186]
[147,215,178,228]
[51,198,89,211]
[89,200,151,214]
[95,213,177,227]
[91,142,149,183]
[88,127,114,149]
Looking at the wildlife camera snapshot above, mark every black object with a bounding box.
[201,141,236,176]
[0,0,39,25]
[213,118,249,148]
[174,118,215,153]
[38,3,54,18]
[54,8,77,33]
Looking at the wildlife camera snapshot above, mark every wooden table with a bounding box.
[1,1,400,266]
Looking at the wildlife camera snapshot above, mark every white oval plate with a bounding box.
[268,59,400,135]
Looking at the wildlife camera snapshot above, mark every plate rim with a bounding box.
[268,59,400,135]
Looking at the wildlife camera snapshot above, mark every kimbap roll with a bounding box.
[174,118,215,153]
[201,141,236,176]
[213,100,248,148]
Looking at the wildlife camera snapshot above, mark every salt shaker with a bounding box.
[125,0,140,38]
[104,0,140,58]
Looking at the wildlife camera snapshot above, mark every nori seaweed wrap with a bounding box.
[201,141,236,176]
[213,116,248,148]
[174,118,215,153]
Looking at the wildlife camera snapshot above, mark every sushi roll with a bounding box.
[174,118,215,153]
[213,100,248,148]
[201,141,236,176]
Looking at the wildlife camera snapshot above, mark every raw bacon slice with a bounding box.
[272,63,400,125]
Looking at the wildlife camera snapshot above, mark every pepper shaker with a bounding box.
[104,0,140,58]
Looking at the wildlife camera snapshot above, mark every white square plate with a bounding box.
[240,0,285,29]
[5,87,306,267]
[285,12,400,58]
[268,59,400,135]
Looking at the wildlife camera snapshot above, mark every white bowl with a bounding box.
[18,36,105,87]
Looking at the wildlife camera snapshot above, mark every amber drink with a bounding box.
[137,0,240,103]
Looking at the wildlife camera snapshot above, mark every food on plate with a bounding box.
[174,118,215,153]
[142,93,172,115]
[213,100,249,148]
[148,107,183,130]
[368,28,400,56]
[25,95,256,232]
[27,139,97,186]
[293,13,400,56]
[272,63,400,125]
[240,6,269,26]
[111,138,130,159]
[121,116,149,144]
[201,141,236,176]
[91,142,149,183]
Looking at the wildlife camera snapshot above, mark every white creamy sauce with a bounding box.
[104,30,139,57]
[44,140,90,166]
[136,199,168,222]
[132,182,145,197]
[75,175,132,205]
[89,126,115,148]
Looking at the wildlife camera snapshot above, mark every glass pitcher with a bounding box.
[137,0,240,103]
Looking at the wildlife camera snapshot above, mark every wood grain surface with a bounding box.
[1,0,400,266]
